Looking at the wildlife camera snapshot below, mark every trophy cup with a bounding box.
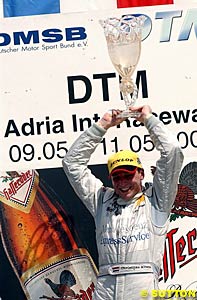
[100,15,146,118]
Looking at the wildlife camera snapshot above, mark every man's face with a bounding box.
[111,169,144,201]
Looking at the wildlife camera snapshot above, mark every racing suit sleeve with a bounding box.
[144,115,184,226]
[62,123,107,217]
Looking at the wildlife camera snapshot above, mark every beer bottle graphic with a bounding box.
[0,170,98,300]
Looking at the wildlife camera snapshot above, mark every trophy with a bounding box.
[100,15,146,118]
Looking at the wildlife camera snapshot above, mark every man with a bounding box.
[62,105,184,300]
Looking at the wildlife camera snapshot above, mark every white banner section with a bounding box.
[0,4,196,171]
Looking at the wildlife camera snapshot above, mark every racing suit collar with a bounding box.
[117,192,144,206]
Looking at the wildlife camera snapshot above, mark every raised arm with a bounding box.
[132,105,184,224]
[62,109,126,217]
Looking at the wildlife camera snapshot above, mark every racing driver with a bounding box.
[62,105,184,300]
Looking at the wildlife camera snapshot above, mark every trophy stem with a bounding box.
[117,82,140,118]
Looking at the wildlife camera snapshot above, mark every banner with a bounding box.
[1,0,174,18]
[0,4,196,171]
[0,4,196,300]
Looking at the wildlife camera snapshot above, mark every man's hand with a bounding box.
[97,109,127,130]
[129,105,152,123]
[97,105,152,130]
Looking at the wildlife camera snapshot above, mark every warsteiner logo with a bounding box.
[171,162,197,218]
[171,184,197,217]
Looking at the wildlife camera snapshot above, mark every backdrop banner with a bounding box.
[0,4,196,299]
[1,0,174,18]
[0,4,196,172]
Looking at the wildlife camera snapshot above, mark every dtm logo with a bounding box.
[0,27,87,46]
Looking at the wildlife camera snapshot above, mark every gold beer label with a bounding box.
[21,249,98,300]
[0,170,39,213]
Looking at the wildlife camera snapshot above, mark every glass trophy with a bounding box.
[100,15,146,118]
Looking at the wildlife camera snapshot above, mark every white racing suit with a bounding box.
[62,115,184,300]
